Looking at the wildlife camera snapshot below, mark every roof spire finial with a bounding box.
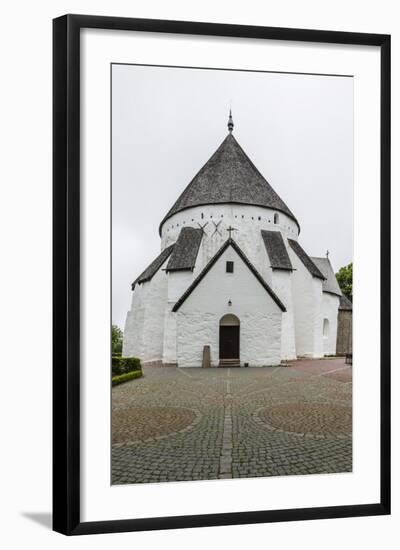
[228,108,234,133]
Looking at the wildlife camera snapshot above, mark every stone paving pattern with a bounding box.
[112,358,352,484]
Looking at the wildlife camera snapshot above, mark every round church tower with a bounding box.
[159,112,300,282]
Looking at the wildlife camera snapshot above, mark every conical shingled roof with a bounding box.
[159,133,299,233]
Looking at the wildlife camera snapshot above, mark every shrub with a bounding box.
[112,325,123,356]
[112,356,141,376]
[336,263,352,301]
[112,370,143,386]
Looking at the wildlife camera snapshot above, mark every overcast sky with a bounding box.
[112,64,353,329]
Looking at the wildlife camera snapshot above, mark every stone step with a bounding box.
[219,359,241,368]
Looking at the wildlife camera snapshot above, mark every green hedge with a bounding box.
[112,356,141,376]
[112,370,143,386]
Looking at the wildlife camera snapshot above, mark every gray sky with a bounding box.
[112,64,353,328]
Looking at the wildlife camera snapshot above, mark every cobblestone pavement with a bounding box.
[112,358,352,484]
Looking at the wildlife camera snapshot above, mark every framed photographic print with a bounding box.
[53,14,390,535]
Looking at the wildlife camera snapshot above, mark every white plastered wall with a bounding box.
[141,267,169,362]
[311,277,324,357]
[122,257,169,362]
[122,283,146,358]
[176,245,282,367]
[289,247,324,358]
[271,270,297,360]
[162,270,196,364]
[321,292,341,355]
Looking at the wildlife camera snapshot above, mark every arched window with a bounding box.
[323,318,329,338]
[274,213,279,224]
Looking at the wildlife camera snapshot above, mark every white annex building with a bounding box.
[123,113,343,367]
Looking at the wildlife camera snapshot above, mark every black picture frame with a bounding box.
[53,14,391,535]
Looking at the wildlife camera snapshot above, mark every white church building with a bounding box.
[123,113,343,367]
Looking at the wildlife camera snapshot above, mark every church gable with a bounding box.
[172,238,286,312]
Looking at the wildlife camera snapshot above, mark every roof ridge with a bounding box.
[132,244,175,289]
[160,135,231,226]
[288,239,325,280]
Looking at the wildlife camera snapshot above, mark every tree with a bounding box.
[336,263,352,301]
[112,325,123,356]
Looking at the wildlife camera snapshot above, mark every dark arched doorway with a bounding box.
[219,314,240,367]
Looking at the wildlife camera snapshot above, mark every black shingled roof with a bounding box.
[288,239,325,280]
[167,227,203,272]
[261,230,293,271]
[172,238,286,312]
[131,244,174,289]
[159,133,299,234]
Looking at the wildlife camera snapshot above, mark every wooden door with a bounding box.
[219,326,240,359]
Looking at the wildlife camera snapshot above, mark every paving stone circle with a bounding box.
[112,406,198,444]
[257,402,352,436]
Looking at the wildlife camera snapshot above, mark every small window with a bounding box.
[323,318,329,337]
[226,261,234,273]
[274,213,279,224]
